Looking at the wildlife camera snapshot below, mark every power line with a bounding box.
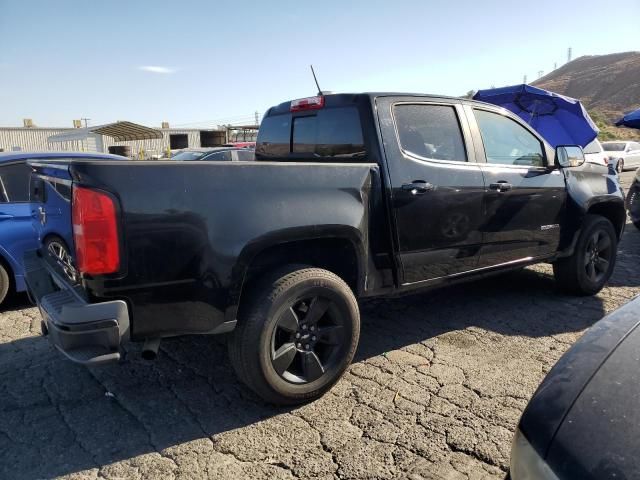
[173,113,261,128]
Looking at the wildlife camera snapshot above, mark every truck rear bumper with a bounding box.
[24,250,130,365]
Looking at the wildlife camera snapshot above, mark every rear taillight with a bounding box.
[72,186,120,275]
[290,96,324,112]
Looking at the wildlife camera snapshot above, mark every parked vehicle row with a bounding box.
[168,146,255,161]
[23,92,626,405]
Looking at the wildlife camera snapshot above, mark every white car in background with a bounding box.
[583,139,609,167]
[602,141,640,172]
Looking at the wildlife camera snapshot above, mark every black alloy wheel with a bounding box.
[228,266,360,405]
[553,214,617,296]
[270,295,345,384]
[583,229,613,285]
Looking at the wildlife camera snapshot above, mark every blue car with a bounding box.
[0,151,124,307]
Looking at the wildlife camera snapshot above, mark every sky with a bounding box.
[0,0,639,128]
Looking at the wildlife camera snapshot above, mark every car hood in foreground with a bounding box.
[519,296,640,463]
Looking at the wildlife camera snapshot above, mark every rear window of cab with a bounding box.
[256,107,366,161]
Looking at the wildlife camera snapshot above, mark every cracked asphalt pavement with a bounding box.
[1,171,639,480]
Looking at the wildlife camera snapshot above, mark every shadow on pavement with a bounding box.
[0,263,611,480]
[0,292,33,313]
[0,171,637,480]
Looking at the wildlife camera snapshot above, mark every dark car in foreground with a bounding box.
[511,295,640,479]
[169,147,254,161]
[626,168,639,230]
[0,151,123,307]
[24,93,626,404]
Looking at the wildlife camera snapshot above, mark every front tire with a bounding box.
[228,266,360,405]
[553,215,617,295]
[616,159,624,173]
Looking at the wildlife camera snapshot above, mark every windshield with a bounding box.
[583,140,602,154]
[602,142,626,152]
[171,151,208,161]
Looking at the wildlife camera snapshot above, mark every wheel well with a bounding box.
[42,233,69,248]
[588,203,626,239]
[242,238,361,296]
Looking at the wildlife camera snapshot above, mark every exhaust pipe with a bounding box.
[141,338,161,360]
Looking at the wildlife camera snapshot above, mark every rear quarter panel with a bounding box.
[69,161,375,339]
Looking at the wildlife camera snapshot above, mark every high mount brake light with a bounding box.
[72,186,120,275]
[290,96,325,112]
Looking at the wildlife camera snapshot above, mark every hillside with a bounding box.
[533,52,640,140]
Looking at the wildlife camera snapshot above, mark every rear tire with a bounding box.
[0,262,10,307]
[553,215,617,295]
[228,266,360,405]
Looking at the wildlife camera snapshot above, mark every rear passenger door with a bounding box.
[0,162,37,267]
[465,105,567,267]
[377,97,485,285]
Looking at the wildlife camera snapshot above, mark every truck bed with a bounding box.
[31,160,378,340]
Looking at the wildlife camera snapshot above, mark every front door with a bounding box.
[377,98,486,285]
[467,106,567,267]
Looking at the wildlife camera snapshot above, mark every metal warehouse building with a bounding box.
[0,124,257,158]
[0,126,224,156]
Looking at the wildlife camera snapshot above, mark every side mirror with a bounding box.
[555,145,585,168]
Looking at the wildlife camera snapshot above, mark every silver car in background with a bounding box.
[602,141,640,172]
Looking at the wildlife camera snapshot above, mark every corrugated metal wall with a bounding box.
[0,128,222,155]
[102,130,203,156]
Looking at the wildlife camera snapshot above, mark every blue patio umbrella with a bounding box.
[473,84,599,148]
[615,108,640,129]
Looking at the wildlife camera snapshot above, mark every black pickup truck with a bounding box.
[25,93,626,404]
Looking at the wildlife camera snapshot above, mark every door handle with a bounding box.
[0,214,13,221]
[402,180,434,195]
[489,182,512,192]
[38,206,46,225]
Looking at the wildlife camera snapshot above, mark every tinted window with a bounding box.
[602,142,626,152]
[0,162,31,202]
[474,110,544,167]
[53,182,72,201]
[257,107,365,160]
[393,104,467,162]
[256,115,291,158]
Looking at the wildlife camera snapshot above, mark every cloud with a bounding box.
[138,65,176,74]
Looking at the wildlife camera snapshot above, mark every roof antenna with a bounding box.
[310,65,323,96]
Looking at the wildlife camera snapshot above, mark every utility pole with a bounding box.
[554,62,557,70]
[538,70,544,79]
[523,74,527,84]
[567,47,572,63]
[254,111,259,126]
[81,117,91,128]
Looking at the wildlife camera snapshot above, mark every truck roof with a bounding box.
[0,151,126,164]
[264,92,494,116]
